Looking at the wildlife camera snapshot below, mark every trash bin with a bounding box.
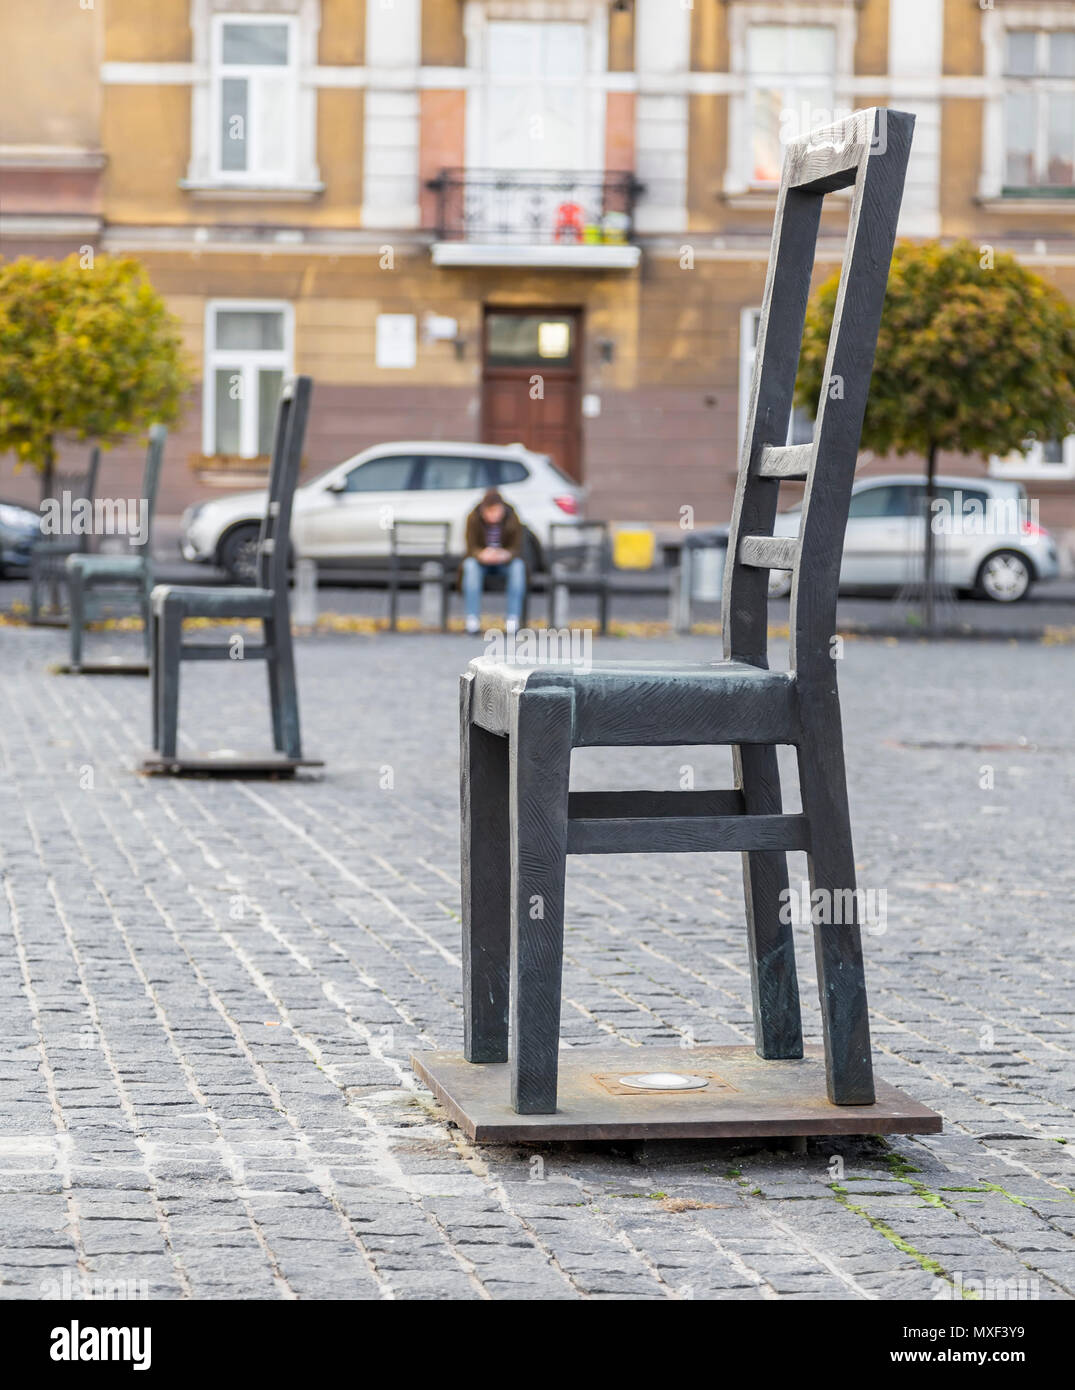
[674,527,729,631]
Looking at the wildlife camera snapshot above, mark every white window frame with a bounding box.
[185,0,321,193]
[989,435,1075,482]
[462,1,608,175]
[209,13,298,184]
[980,4,1075,200]
[739,307,814,453]
[725,1,856,196]
[203,300,294,459]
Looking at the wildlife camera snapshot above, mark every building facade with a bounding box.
[2,0,1073,547]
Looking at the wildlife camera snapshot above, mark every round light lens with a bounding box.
[617,1072,709,1092]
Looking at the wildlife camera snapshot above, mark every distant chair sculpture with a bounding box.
[144,376,318,773]
[29,445,102,624]
[457,109,915,1116]
[63,425,167,673]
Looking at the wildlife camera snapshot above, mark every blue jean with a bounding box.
[462,555,526,625]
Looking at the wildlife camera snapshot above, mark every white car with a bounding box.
[767,474,1059,603]
[180,441,584,580]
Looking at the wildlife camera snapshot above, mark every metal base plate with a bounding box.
[411,1045,942,1142]
[139,750,324,777]
[52,659,149,676]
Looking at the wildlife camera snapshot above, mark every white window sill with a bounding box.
[180,180,325,202]
[988,464,1075,483]
[976,194,1075,214]
[722,185,852,211]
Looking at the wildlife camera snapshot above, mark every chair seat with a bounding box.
[152,584,275,619]
[467,655,800,747]
[68,554,148,582]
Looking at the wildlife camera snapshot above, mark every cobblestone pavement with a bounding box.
[0,623,1072,1301]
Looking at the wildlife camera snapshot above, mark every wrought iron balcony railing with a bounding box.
[426,168,645,246]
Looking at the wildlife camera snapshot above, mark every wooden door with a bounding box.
[481,309,582,482]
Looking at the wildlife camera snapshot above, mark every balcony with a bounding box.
[426,169,644,270]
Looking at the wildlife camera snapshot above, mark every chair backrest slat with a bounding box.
[135,425,167,555]
[549,521,609,574]
[256,376,312,592]
[391,521,451,559]
[723,108,914,678]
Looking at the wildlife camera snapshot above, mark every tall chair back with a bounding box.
[255,375,312,592]
[723,108,914,682]
[135,425,167,556]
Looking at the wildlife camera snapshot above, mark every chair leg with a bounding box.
[797,708,874,1105]
[460,674,511,1064]
[150,608,161,752]
[264,617,285,752]
[68,571,85,669]
[272,617,302,759]
[141,576,152,657]
[29,554,42,624]
[736,743,803,1060]
[508,686,573,1114]
[158,607,182,759]
[388,571,399,631]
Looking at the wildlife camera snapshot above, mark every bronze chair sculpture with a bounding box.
[142,376,319,775]
[447,110,922,1125]
[30,445,102,625]
[63,426,167,674]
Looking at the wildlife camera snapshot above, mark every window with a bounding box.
[344,457,419,493]
[486,314,577,369]
[483,22,588,172]
[204,302,292,458]
[848,485,907,520]
[747,25,836,184]
[990,434,1075,481]
[739,308,814,453]
[493,460,530,486]
[726,4,854,197]
[857,485,994,520]
[212,15,297,183]
[1004,29,1074,190]
[418,458,492,491]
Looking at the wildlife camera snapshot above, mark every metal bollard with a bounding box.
[673,547,693,633]
[419,560,445,629]
[551,561,570,630]
[292,557,318,629]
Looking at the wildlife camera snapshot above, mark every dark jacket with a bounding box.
[463,503,523,562]
[457,502,524,588]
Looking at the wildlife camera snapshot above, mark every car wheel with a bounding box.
[975,549,1032,603]
[767,569,792,599]
[218,524,261,584]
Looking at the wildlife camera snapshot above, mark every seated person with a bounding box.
[462,489,527,635]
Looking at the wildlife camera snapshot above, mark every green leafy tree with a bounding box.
[796,239,1075,624]
[0,253,191,502]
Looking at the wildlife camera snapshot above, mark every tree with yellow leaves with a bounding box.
[0,253,191,503]
[796,239,1075,626]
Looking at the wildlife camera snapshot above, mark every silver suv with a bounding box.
[181,441,584,580]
